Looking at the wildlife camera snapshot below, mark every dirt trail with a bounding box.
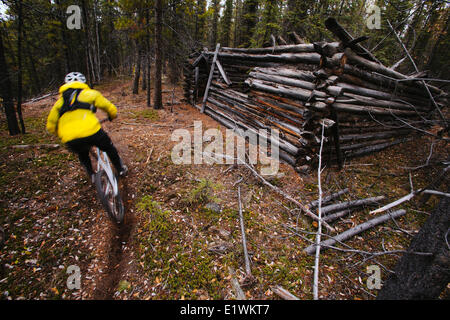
[91,127,137,299]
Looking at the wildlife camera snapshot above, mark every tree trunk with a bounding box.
[154,0,163,109]
[81,0,93,87]
[23,28,41,95]
[377,194,450,300]
[146,4,151,108]
[0,31,20,135]
[132,44,141,94]
[16,0,26,134]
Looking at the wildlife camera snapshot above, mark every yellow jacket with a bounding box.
[46,82,117,143]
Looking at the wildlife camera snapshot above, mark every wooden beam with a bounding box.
[201,43,220,113]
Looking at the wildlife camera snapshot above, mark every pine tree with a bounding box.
[241,0,259,47]
[210,0,220,48]
[220,0,233,47]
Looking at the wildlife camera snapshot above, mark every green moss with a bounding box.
[137,195,173,238]
[186,178,222,206]
[132,109,159,121]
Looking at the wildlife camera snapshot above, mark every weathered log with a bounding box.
[205,51,322,65]
[343,138,410,159]
[209,92,306,142]
[206,97,301,156]
[321,196,385,215]
[288,31,306,44]
[336,92,429,112]
[321,52,347,68]
[201,43,220,113]
[277,35,288,46]
[246,78,313,101]
[221,43,316,54]
[254,67,316,83]
[314,41,342,57]
[249,71,316,90]
[304,209,407,255]
[12,144,60,150]
[215,59,232,85]
[271,285,300,300]
[322,209,353,222]
[325,17,380,63]
[340,130,411,143]
[344,48,444,96]
[339,73,434,107]
[332,102,423,116]
[250,93,308,119]
[309,188,350,209]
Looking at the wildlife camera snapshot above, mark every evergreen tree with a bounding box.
[241,0,259,47]
[220,0,233,47]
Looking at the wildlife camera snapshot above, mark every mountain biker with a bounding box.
[46,72,128,182]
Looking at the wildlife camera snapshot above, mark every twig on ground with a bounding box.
[271,285,300,300]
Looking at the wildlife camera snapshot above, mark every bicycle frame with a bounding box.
[95,147,119,197]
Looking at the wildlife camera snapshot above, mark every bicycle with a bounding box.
[91,118,125,224]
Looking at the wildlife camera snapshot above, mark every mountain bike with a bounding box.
[91,119,125,224]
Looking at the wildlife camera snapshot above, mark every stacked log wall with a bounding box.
[183,31,447,171]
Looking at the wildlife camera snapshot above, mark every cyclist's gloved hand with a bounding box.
[108,115,114,122]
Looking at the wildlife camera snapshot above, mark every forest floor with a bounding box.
[0,76,448,300]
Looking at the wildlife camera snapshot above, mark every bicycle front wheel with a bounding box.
[95,169,125,224]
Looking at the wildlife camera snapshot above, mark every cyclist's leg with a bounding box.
[66,139,94,176]
[91,129,124,174]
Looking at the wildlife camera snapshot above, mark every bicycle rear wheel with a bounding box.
[95,169,124,224]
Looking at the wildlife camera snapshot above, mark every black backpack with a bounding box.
[59,88,96,117]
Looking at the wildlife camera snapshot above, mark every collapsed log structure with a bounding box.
[183,18,448,170]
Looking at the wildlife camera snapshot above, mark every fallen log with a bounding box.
[322,209,353,222]
[321,196,385,215]
[309,189,350,209]
[12,144,60,150]
[342,138,410,159]
[325,17,380,63]
[238,186,253,281]
[340,130,411,143]
[271,285,300,300]
[304,209,407,255]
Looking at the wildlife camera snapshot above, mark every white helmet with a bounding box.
[64,72,86,84]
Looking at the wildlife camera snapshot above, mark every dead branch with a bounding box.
[12,144,60,150]
[387,20,447,125]
[237,186,253,281]
[271,285,300,300]
[313,122,325,300]
[304,209,407,255]
[309,188,349,209]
